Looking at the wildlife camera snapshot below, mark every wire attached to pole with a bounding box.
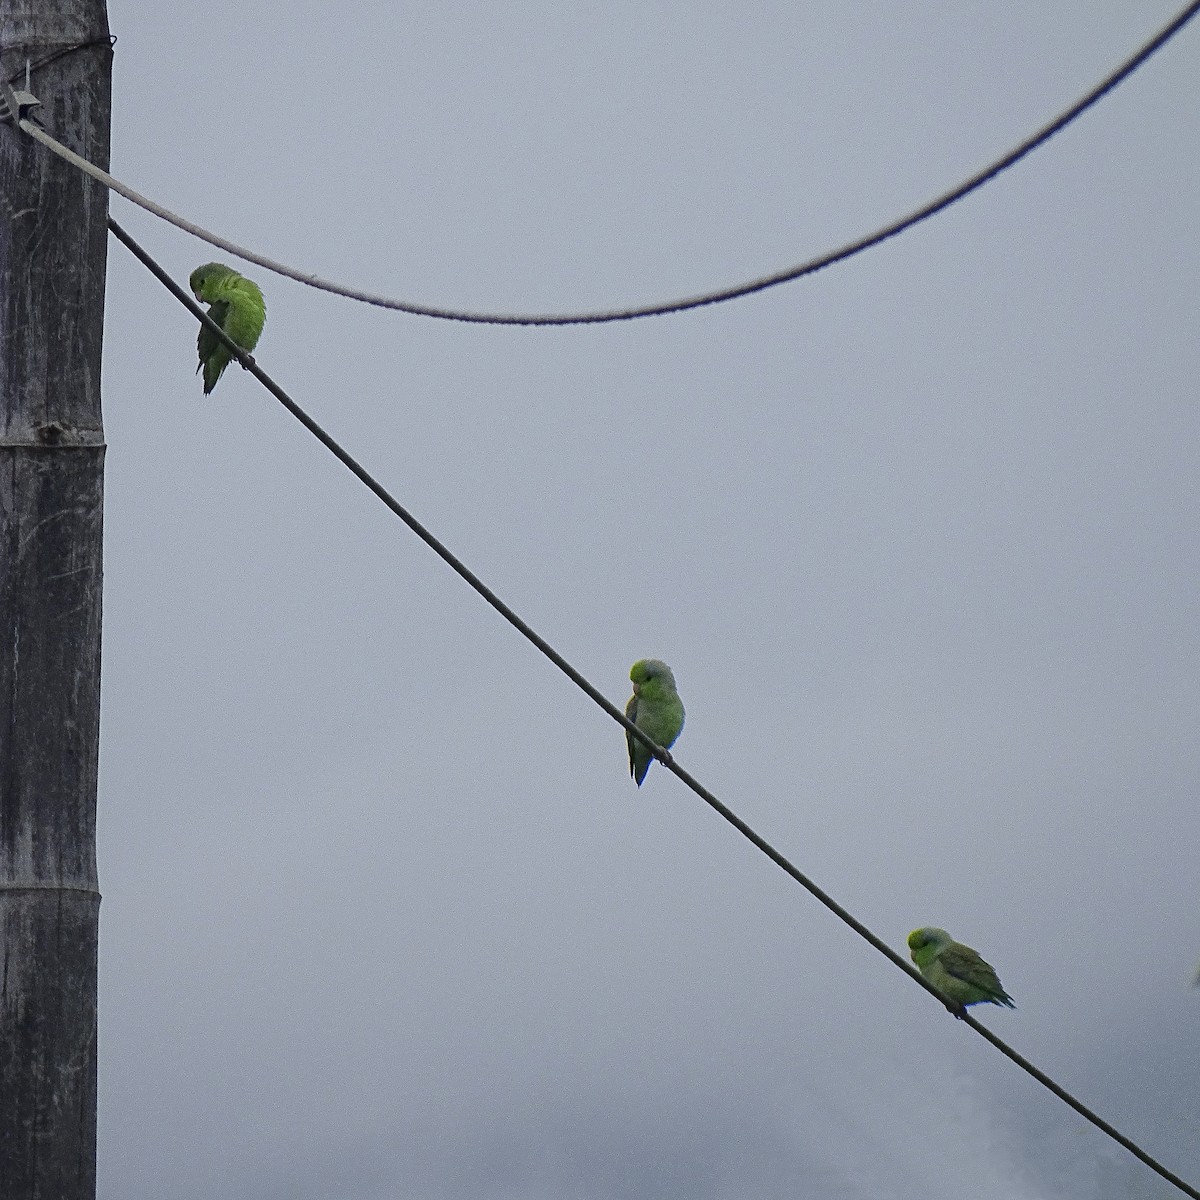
[21,2,1200,325]
[107,214,1200,1200]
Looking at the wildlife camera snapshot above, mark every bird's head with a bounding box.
[907,927,952,953]
[189,262,230,303]
[629,659,675,692]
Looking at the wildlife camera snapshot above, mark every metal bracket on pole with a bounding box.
[1,61,41,125]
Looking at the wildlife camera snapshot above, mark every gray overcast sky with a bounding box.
[95,4,1198,1198]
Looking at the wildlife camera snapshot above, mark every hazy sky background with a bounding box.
[93,4,1199,1198]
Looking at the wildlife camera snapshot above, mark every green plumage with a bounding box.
[907,927,1015,1011]
[189,262,266,394]
[625,659,685,786]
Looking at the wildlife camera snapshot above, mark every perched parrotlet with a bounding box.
[907,926,1015,1014]
[625,659,685,786]
[189,262,266,394]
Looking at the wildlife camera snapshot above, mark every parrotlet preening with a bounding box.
[189,262,266,394]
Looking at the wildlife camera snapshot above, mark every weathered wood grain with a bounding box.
[0,4,111,1197]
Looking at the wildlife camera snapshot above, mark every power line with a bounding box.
[1,35,115,85]
[106,215,1200,1200]
[18,2,1200,326]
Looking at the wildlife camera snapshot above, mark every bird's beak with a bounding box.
[631,682,641,695]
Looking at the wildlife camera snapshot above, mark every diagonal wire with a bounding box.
[107,215,1200,1200]
[16,2,1200,325]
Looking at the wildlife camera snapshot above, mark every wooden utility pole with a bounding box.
[0,4,111,1199]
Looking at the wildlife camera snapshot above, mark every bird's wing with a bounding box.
[938,944,996,989]
[625,693,639,775]
[197,299,231,361]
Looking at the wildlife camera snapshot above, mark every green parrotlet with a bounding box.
[189,262,266,394]
[625,659,685,786]
[908,926,1015,1013]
